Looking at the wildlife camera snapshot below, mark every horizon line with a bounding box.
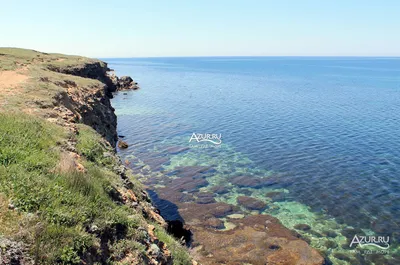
[98,55,400,59]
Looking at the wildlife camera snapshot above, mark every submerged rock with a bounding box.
[237,196,267,211]
[163,146,190,154]
[210,185,229,194]
[141,155,170,171]
[168,166,214,179]
[190,214,324,265]
[230,175,277,189]
[117,140,129,149]
[179,202,236,221]
[324,240,338,249]
[294,223,311,231]
[170,177,209,192]
[323,230,338,238]
[203,217,225,229]
[195,192,216,204]
[265,191,285,201]
[333,253,352,262]
[152,172,324,265]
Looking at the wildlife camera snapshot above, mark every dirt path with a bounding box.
[0,69,29,107]
[0,69,29,90]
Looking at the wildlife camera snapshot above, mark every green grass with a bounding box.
[0,112,192,264]
[0,113,100,263]
[0,48,103,111]
[0,113,140,263]
[0,47,99,71]
[154,226,192,265]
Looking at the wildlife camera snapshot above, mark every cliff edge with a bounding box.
[0,48,191,264]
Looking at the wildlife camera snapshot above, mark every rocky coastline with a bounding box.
[0,48,325,265]
[0,48,191,264]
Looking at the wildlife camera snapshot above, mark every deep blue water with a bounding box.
[107,57,400,262]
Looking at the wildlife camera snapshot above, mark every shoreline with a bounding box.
[110,87,325,263]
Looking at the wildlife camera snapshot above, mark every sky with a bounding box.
[1,0,399,57]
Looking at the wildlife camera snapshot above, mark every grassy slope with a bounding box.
[0,48,191,264]
[0,48,101,112]
[0,48,98,71]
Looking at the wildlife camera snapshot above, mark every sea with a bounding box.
[107,57,400,264]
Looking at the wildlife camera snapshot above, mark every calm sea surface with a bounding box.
[107,57,400,263]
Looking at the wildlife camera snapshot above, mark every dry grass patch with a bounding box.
[0,195,23,236]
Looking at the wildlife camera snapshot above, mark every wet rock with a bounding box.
[203,217,225,229]
[294,223,311,231]
[237,196,267,211]
[117,140,128,149]
[117,76,139,90]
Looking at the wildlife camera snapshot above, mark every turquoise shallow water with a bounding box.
[107,57,400,264]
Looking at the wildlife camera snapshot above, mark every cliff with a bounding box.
[0,48,191,264]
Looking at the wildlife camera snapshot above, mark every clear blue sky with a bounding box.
[1,0,399,57]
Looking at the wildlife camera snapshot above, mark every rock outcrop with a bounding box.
[48,61,139,147]
[108,71,139,91]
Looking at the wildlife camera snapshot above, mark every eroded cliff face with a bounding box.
[49,60,137,147]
